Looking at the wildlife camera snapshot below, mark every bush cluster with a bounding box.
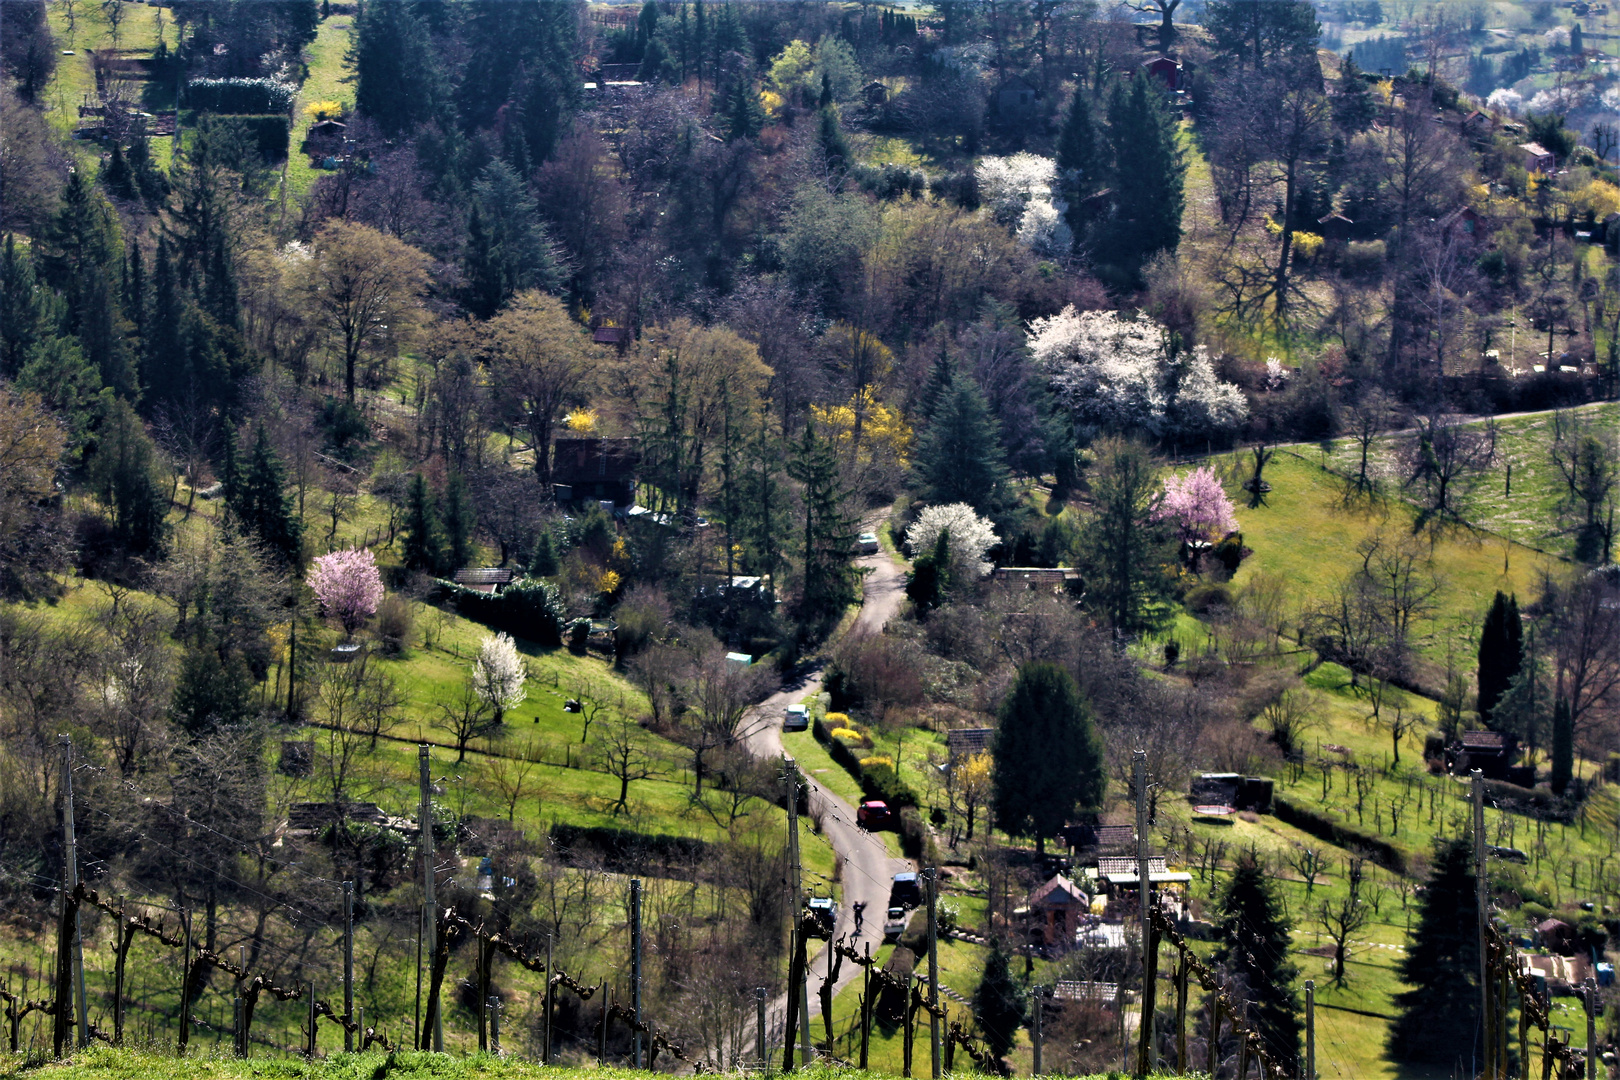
[186,77,296,114]
[812,716,920,810]
[429,576,566,647]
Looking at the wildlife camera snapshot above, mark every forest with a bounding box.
[1,0,1619,1078]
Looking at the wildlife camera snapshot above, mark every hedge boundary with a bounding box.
[428,576,566,647]
[1273,796,1406,875]
[812,717,930,859]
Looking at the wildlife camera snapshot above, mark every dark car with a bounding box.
[806,897,836,939]
[889,871,922,908]
[783,704,810,732]
[857,799,892,829]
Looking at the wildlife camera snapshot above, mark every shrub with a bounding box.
[430,576,567,647]
[1185,582,1234,614]
[860,755,895,769]
[1341,240,1386,278]
[860,762,917,808]
[187,77,295,114]
[825,711,852,728]
[1211,532,1246,575]
[373,595,414,654]
[830,727,863,741]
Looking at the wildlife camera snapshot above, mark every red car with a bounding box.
[857,800,892,829]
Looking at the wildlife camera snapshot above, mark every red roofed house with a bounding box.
[1024,874,1090,946]
[1141,56,1184,91]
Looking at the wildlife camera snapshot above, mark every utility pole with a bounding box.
[58,735,88,1051]
[343,881,355,1052]
[1584,977,1597,1080]
[785,755,811,1066]
[756,987,767,1069]
[419,745,441,1052]
[926,867,940,1079]
[1031,985,1042,1077]
[631,878,643,1069]
[1305,979,1315,1080]
[1473,770,1492,1080]
[542,933,553,1064]
[860,946,871,1070]
[488,996,501,1056]
[1134,750,1155,1078]
[306,982,317,1058]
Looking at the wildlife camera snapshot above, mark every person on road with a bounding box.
[852,901,866,935]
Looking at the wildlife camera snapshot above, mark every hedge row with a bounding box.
[812,717,918,808]
[811,717,931,860]
[429,576,566,647]
[1272,796,1406,875]
[187,77,295,114]
[547,823,718,876]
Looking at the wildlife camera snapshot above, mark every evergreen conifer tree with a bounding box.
[1213,855,1302,1066]
[726,78,767,141]
[1389,838,1482,1063]
[991,662,1105,855]
[170,642,255,735]
[972,942,1027,1061]
[442,472,475,572]
[1100,73,1186,279]
[87,398,169,561]
[1334,52,1377,133]
[401,472,444,574]
[1081,438,1177,634]
[817,105,850,171]
[1551,695,1574,795]
[906,528,952,613]
[237,426,302,566]
[1477,590,1523,728]
[350,0,443,136]
[912,373,1012,517]
[787,421,857,634]
[1,233,61,380]
[1055,88,1100,242]
[917,345,955,426]
[528,529,559,577]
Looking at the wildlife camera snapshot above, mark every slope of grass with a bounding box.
[282,16,354,202]
[1225,450,1558,667]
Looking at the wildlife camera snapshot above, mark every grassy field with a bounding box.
[1307,402,1620,563]
[282,17,355,203]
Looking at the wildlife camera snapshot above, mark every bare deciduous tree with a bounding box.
[1315,856,1369,986]
[595,713,661,814]
[433,680,500,762]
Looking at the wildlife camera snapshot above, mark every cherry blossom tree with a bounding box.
[1156,466,1239,543]
[905,503,1001,581]
[472,631,527,724]
[307,547,385,638]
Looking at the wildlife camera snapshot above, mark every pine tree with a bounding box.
[170,642,255,735]
[1100,73,1186,279]
[401,472,444,574]
[350,0,443,136]
[1551,695,1573,795]
[17,334,102,451]
[787,421,857,635]
[1390,838,1482,1062]
[1081,438,1177,634]
[1213,855,1302,1066]
[237,426,302,567]
[905,528,952,613]
[817,105,850,171]
[1055,87,1100,235]
[911,373,1012,517]
[1476,590,1523,728]
[917,345,955,427]
[991,662,1105,855]
[442,472,475,571]
[1,233,62,380]
[972,942,1026,1061]
[87,398,168,561]
[527,529,558,577]
[725,78,766,141]
[1333,52,1376,133]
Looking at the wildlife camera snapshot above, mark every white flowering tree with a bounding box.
[472,631,528,724]
[905,503,1000,581]
[1486,88,1523,117]
[1028,306,1248,443]
[977,153,1071,255]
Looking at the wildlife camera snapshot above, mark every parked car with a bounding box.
[856,532,881,555]
[883,906,910,940]
[857,799,892,829]
[889,871,922,908]
[783,704,810,732]
[806,897,836,939]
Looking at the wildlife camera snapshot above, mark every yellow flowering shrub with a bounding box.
[597,569,622,594]
[303,100,343,120]
[825,712,852,726]
[811,387,913,464]
[830,727,863,741]
[860,755,894,769]
[565,408,599,433]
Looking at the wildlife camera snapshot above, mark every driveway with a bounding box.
[733,525,912,1056]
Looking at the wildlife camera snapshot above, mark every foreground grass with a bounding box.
[0,1046,1188,1080]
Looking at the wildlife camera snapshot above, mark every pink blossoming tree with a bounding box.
[1156,466,1237,544]
[308,547,385,637]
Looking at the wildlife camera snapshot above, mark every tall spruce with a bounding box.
[350,0,443,136]
[442,472,475,572]
[0,233,61,379]
[1055,88,1100,242]
[1212,855,1302,1067]
[87,398,169,561]
[991,662,1105,855]
[972,942,1027,1061]
[235,426,302,567]
[401,472,444,574]
[1080,438,1176,634]
[1389,838,1482,1064]
[912,373,1012,517]
[1476,590,1523,728]
[1551,695,1574,795]
[1100,73,1185,278]
[787,421,857,634]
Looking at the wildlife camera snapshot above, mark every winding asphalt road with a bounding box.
[733,529,912,1054]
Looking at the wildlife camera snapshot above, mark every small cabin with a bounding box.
[552,437,640,507]
[996,76,1039,117]
[1140,56,1184,91]
[452,567,515,594]
[1022,874,1090,947]
[1518,141,1556,173]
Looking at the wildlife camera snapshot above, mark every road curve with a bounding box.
[734,527,911,1054]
